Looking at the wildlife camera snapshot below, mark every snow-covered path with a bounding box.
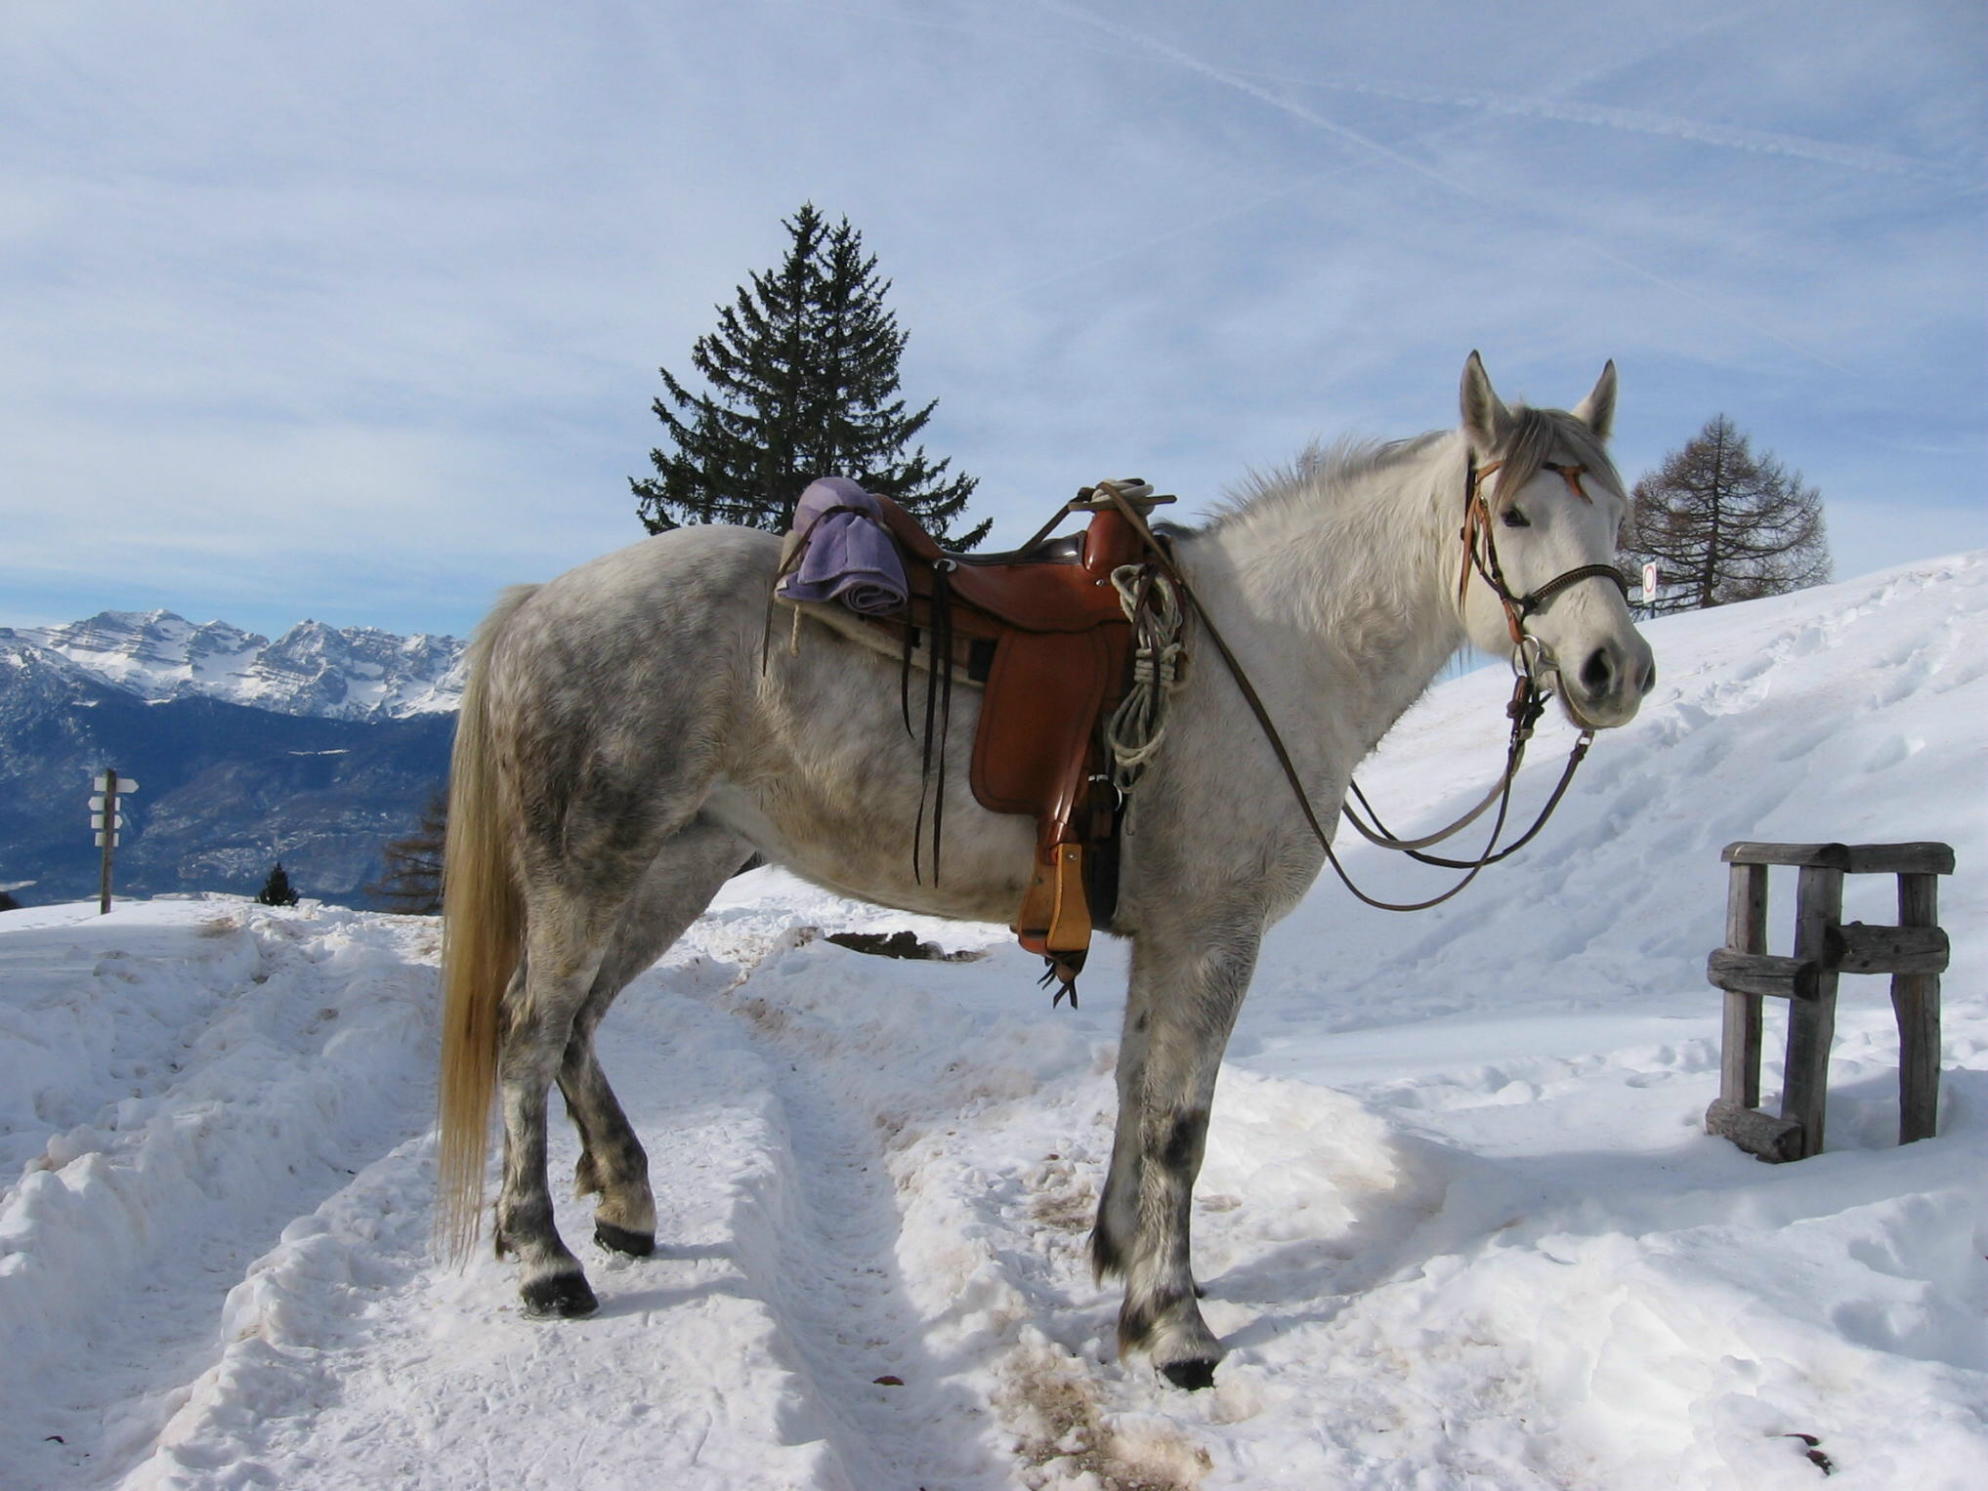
[4,554,1985,1489]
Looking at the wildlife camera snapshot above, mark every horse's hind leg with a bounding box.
[560,821,751,1258]
[561,1035,651,1257]
[1095,915,1260,1388]
[493,890,620,1317]
[496,821,748,1316]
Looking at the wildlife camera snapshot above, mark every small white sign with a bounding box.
[90,772,140,794]
[91,812,125,830]
[1641,561,1659,599]
[94,831,119,847]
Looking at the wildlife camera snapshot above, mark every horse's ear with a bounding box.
[1460,351,1511,455]
[1573,360,1617,441]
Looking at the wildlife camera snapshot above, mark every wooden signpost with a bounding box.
[90,768,139,914]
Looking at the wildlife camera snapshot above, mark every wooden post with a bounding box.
[98,767,119,916]
[1706,858,1804,1161]
[1780,863,1843,1158]
[1894,873,1942,1144]
[1720,861,1767,1110]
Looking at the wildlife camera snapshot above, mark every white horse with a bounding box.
[437,353,1654,1388]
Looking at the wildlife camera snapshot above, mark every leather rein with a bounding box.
[1093,454,1629,913]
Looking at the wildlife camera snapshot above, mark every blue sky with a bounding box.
[3,0,1981,641]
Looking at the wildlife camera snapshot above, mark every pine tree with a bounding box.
[633,204,988,545]
[1624,415,1831,615]
[368,790,446,916]
[256,863,301,907]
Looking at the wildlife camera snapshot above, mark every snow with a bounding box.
[2,553,1983,1490]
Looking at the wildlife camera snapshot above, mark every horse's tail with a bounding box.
[436,584,537,1263]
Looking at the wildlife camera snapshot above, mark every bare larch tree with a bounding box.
[1624,414,1831,615]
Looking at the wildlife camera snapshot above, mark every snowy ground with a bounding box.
[3,553,1983,1490]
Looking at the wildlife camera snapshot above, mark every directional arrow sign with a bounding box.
[89,770,136,913]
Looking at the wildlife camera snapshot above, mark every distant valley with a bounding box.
[0,611,463,908]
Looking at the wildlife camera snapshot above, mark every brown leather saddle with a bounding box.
[859,491,1163,995]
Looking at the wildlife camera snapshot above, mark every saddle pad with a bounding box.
[772,590,990,685]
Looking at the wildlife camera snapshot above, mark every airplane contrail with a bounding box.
[1037,0,1859,373]
[1245,69,1968,186]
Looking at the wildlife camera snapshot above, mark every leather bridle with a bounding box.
[1324,451,1638,894]
[1459,451,1632,651]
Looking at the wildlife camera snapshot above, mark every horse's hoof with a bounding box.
[521,1273,599,1318]
[595,1221,655,1257]
[1159,1358,1218,1392]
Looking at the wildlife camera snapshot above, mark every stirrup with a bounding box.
[1015,843,1092,1005]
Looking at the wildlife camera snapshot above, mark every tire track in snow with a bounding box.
[692,948,1012,1491]
[678,917,1217,1491]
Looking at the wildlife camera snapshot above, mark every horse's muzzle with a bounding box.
[1558,636,1656,728]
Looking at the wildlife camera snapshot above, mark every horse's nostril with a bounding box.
[1640,659,1657,695]
[1581,646,1614,695]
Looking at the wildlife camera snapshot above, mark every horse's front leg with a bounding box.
[1094,917,1260,1389]
[1090,990,1148,1285]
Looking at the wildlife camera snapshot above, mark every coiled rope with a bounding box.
[1103,562,1185,792]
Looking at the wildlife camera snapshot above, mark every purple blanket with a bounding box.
[777,477,909,616]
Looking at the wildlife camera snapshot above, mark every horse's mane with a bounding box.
[1200,433,1444,534]
[1197,408,1621,536]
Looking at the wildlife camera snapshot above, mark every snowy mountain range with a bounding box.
[6,609,466,722]
[0,611,460,906]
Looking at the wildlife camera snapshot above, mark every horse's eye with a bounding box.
[1501,507,1531,528]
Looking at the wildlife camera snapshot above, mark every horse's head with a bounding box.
[1453,352,1655,730]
